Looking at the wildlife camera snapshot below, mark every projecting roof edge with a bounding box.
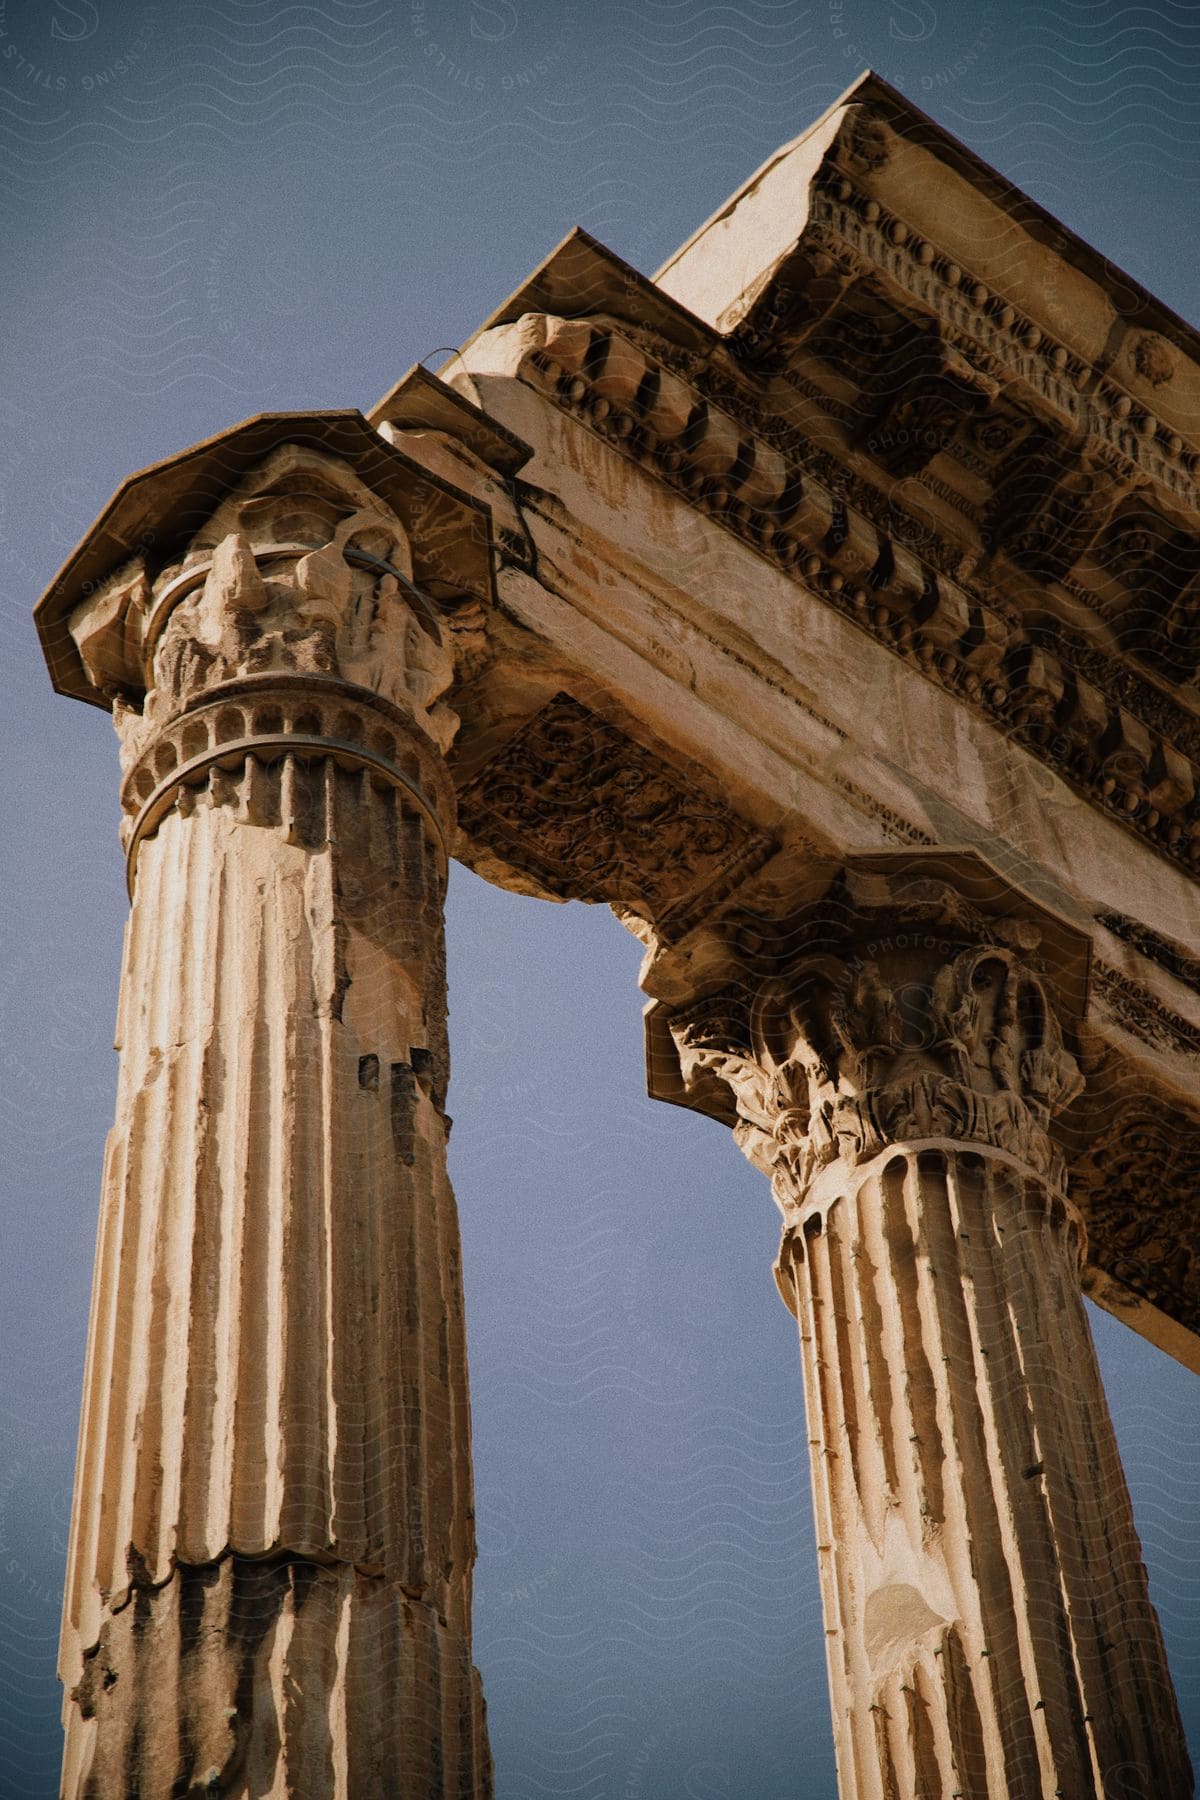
[658,70,1200,362]
[449,227,721,365]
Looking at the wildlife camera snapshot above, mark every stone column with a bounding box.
[660,878,1191,1799]
[58,445,491,1796]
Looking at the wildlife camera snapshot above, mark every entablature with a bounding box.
[448,76,1200,908]
[408,98,1200,1369]
[34,74,1200,1380]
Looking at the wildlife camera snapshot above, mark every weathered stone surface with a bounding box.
[456,691,775,928]
[780,1147,1184,1799]
[651,863,1191,1798]
[55,445,491,1797]
[70,1558,487,1798]
[35,68,1200,1800]
[438,76,1200,1366]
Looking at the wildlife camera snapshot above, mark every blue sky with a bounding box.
[3,2,1200,1795]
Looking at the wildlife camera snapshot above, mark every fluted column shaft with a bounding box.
[781,1142,1185,1798]
[665,913,1190,1800]
[59,447,491,1797]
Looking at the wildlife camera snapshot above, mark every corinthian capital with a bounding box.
[34,411,499,882]
[651,852,1091,1217]
[73,445,460,756]
[36,409,496,718]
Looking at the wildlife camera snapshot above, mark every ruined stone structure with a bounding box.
[36,73,1200,1799]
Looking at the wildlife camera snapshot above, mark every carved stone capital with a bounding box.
[72,445,459,745]
[649,853,1090,1220]
[39,416,505,1794]
[60,443,482,886]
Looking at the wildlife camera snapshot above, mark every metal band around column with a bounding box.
[125,731,450,897]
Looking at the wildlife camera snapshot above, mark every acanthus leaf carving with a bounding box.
[667,934,1082,1219]
[76,447,465,766]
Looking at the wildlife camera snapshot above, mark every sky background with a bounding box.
[3,1,1200,1795]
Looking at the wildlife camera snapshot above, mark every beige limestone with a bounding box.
[56,446,490,1796]
[653,100,850,333]
[659,872,1190,1796]
[34,67,1200,1800]
[441,74,1200,1368]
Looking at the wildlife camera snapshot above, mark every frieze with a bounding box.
[1092,961,1200,1057]
[1098,911,1200,995]
[832,776,934,847]
[455,692,775,932]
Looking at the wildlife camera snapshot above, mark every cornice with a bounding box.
[507,311,1200,885]
[1092,962,1200,1061]
[658,70,1200,376]
[785,182,1200,505]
